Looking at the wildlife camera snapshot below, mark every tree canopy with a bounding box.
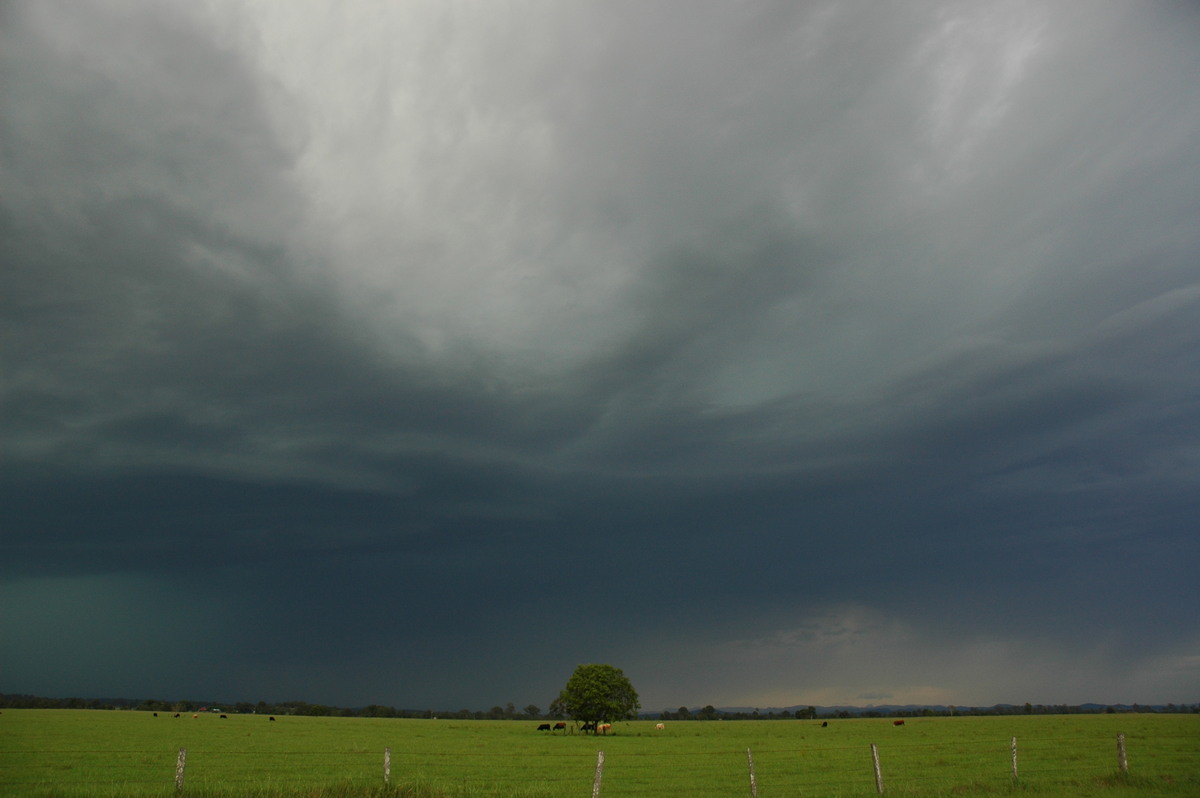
[552,664,641,731]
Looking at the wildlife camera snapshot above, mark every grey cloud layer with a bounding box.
[2,0,1198,709]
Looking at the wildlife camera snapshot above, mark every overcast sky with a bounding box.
[3,0,1199,713]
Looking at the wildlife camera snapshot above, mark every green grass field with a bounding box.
[1,710,1196,797]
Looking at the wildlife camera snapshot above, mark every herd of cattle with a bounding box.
[534,719,908,733]
[153,712,276,720]
[149,712,907,729]
[536,721,623,734]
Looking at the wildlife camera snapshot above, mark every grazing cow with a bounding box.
[553,722,567,732]
[655,723,665,730]
[153,712,158,717]
[821,721,828,727]
[192,714,198,719]
[537,723,551,731]
[893,719,905,726]
[269,716,276,721]
[220,714,228,719]
[597,723,612,735]
[174,713,180,718]
[580,722,597,733]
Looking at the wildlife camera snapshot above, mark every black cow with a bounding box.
[537,723,551,731]
[173,713,180,718]
[580,722,597,733]
[821,721,828,727]
[220,714,228,719]
[269,716,276,721]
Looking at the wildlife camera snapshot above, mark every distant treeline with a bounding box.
[657,703,1200,720]
[3,693,1196,719]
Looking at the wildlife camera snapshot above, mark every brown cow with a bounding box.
[893,719,905,726]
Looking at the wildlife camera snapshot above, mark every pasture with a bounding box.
[0,709,1196,797]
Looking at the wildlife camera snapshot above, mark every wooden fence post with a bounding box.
[746,748,758,798]
[871,743,884,795]
[1117,733,1128,773]
[591,750,605,798]
[384,747,391,785]
[174,747,187,793]
[1011,736,1018,782]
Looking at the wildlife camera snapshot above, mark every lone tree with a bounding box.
[553,664,641,733]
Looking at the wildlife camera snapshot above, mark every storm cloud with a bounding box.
[2,0,1198,711]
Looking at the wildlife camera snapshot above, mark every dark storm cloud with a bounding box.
[2,0,1199,709]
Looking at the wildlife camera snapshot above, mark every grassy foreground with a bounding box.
[0,709,1196,797]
